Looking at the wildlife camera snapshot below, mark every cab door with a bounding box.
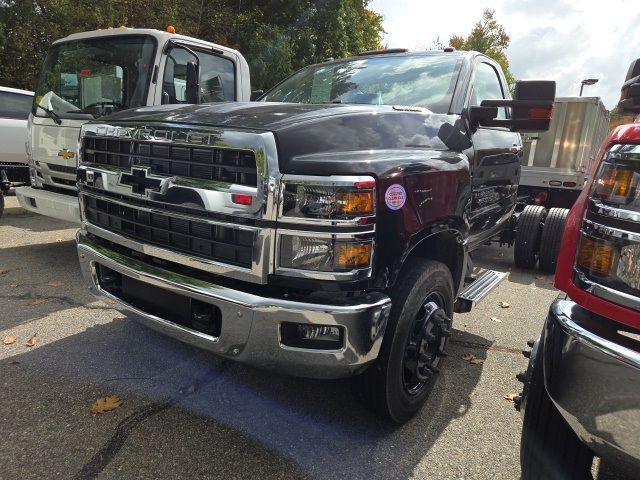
[467,60,522,249]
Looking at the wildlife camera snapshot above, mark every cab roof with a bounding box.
[51,28,241,57]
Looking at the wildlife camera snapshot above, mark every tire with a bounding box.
[352,259,454,423]
[520,335,593,480]
[514,205,547,269]
[538,208,569,274]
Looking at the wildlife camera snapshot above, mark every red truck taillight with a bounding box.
[555,129,640,329]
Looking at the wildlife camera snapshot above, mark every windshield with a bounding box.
[33,35,156,120]
[262,54,461,113]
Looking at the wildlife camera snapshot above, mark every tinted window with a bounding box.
[162,48,235,104]
[472,62,507,120]
[33,35,156,119]
[263,55,461,113]
[0,91,33,120]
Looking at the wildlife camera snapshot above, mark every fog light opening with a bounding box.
[280,322,344,350]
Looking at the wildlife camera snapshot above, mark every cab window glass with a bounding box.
[0,91,33,120]
[162,48,235,104]
[472,62,507,120]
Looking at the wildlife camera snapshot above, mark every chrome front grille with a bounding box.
[78,123,281,284]
[82,137,258,187]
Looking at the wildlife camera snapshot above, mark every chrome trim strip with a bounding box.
[574,269,640,312]
[590,201,640,223]
[551,299,640,370]
[583,219,640,242]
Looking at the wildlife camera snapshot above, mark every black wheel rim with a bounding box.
[402,292,450,396]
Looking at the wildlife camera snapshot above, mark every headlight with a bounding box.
[593,144,640,208]
[279,235,372,272]
[281,177,376,220]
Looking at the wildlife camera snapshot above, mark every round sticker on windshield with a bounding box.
[385,184,406,210]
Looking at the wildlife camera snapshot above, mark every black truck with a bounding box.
[75,49,554,422]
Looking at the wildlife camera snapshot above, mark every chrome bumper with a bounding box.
[544,299,640,470]
[77,232,391,379]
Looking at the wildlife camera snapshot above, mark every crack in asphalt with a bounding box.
[450,338,524,355]
[72,365,227,480]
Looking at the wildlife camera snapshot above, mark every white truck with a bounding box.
[16,27,251,223]
[0,86,34,218]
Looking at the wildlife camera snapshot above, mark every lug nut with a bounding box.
[527,339,535,347]
[516,371,526,383]
[522,349,531,358]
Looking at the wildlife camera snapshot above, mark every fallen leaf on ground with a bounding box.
[3,336,16,345]
[47,280,64,287]
[461,353,485,365]
[10,284,18,287]
[179,385,196,396]
[25,335,37,347]
[90,395,122,414]
[491,317,503,323]
[26,298,47,306]
[0,269,9,275]
[504,393,519,402]
[499,301,511,308]
[55,238,63,243]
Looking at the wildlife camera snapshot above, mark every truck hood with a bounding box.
[101,102,468,174]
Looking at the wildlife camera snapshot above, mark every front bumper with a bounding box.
[544,299,640,470]
[15,186,80,224]
[77,232,391,379]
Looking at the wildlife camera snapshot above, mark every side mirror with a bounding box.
[250,90,264,101]
[619,59,640,113]
[469,80,556,132]
[186,61,200,104]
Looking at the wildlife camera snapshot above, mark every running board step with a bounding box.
[454,270,507,313]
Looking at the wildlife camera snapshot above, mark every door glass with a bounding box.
[472,62,507,120]
[0,91,33,120]
[162,48,235,104]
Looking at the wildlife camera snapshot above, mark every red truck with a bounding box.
[518,58,640,479]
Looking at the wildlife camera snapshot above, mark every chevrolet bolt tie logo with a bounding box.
[57,149,75,160]
[119,167,167,196]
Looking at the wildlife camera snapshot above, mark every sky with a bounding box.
[369,0,640,110]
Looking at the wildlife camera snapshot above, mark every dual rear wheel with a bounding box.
[514,206,569,273]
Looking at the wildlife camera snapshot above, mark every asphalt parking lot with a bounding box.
[0,196,625,480]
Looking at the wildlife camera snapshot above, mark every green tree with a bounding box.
[448,8,515,89]
[0,0,384,92]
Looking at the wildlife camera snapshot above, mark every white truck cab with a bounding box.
[16,27,251,223]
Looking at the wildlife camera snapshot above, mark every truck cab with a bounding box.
[74,49,554,422]
[16,27,251,223]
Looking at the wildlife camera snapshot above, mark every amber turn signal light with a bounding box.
[335,242,371,269]
[336,191,374,215]
[576,235,616,277]
[595,164,635,200]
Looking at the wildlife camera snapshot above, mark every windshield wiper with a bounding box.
[36,105,62,125]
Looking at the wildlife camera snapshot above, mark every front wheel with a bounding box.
[352,259,454,423]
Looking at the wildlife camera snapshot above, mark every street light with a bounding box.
[579,78,598,96]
